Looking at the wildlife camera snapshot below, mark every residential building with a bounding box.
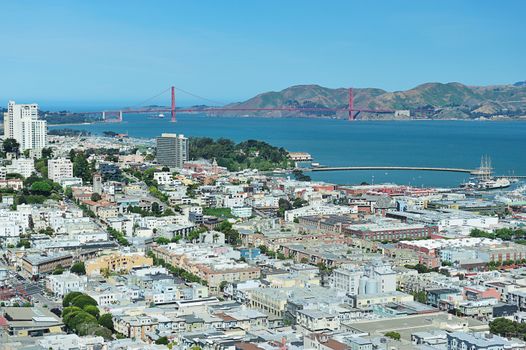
[85,252,153,276]
[21,253,73,278]
[447,331,525,350]
[47,158,73,183]
[6,158,35,178]
[46,271,88,297]
[156,133,189,168]
[4,100,47,154]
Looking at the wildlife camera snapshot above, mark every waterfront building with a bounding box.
[156,133,189,168]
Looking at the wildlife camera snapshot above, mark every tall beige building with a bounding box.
[4,101,47,155]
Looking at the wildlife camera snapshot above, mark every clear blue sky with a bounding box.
[1,0,525,109]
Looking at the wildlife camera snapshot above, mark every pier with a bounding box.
[304,166,482,175]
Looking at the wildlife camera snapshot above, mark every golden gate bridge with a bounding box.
[80,86,397,123]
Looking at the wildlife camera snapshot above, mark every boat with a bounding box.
[148,113,165,120]
[461,177,511,190]
[460,155,511,190]
[478,178,511,190]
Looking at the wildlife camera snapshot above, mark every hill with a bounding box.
[223,82,526,120]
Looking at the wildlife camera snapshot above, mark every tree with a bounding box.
[151,201,161,214]
[489,317,519,337]
[278,198,292,215]
[83,304,100,319]
[98,313,114,331]
[70,262,86,275]
[39,227,54,236]
[63,292,84,307]
[52,265,65,275]
[41,147,53,159]
[219,280,228,292]
[30,181,53,196]
[384,331,401,341]
[72,152,93,183]
[17,239,31,249]
[62,306,83,318]
[3,138,20,156]
[92,326,112,340]
[90,193,102,202]
[292,197,308,208]
[155,336,169,345]
[413,291,427,303]
[155,237,171,245]
[70,294,98,309]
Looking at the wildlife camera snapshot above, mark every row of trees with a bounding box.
[490,318,526,340]
[127,205,174,217]
[107,227,130,246]
[147,251,207,285]
[470,228,526,241]
[258,245,287,260]
[62,292,113,339]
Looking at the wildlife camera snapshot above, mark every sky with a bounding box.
[0,0,525,110]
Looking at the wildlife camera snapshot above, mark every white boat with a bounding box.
[462,177,511,190]
[477,178,511,190]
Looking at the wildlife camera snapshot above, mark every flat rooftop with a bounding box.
[342,312,487,341]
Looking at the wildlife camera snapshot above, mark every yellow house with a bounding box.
[85,252,153,276]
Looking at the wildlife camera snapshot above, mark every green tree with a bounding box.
[70,294,98,309]
[70,262,86,275]
[90,193,102,202]
[39,226,54,236]
[41,147,53,159]
[52,265,65,275]
[92,326,112,340]
[3,138,20,156]
[155,237,171,245]
[63,292,84,307]
[72,152,93,183]
[98,313,114,331]
[384,331,401,341]
[412,291,427,303]
[30,181,53,196]
[278,198,292,217]
[219,280,228,292]
[62,306,83,318]
[155,336,169,345]
[489,317,519,337]
[83,305,100,319]
[17,239,31,249]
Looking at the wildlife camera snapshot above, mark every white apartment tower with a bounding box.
[4,101,47,154]
[47,158,73,183]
